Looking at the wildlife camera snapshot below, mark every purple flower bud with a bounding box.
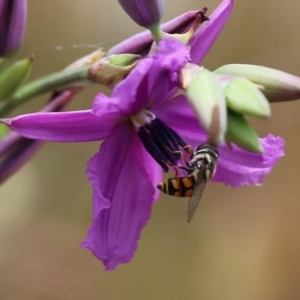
[109,9,203,56]
[118,0,164,28]
[0,0,27,57]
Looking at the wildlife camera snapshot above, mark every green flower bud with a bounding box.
[0,55,33,101]
[0,123,9,139]
[186,68,227,145]
[215,64,300,102]
[224,77,271,118]
[64,49,105,71]
[109,54,140,67]
[88,54,140,88]
[226,109,263,153]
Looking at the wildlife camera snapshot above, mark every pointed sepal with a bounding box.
[88,54,140,88]
[226,109,263,153]
[224,77,271,118]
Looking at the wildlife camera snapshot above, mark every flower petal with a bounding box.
[1,110,123,142]
[152,94,207,142]
[190,0,234,64]
[94,39,189,115]
[82,123,161,270]
[0,89,81,184]
[214,134,285,186]
[145,39,189,106]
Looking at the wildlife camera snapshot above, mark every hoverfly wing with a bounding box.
[187,168,207,223]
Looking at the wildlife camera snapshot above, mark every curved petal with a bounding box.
[1,110,124,142]
[93,60,153,116]
[147,39,189,107]
[81,123,161,270]
[152,94,207,143]
[214,134,285,186]
[94,39,189,116]
[0,89,81,184]
[92,93,129,117]
[190,0,234,64]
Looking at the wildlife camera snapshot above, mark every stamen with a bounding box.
[130,110,156,128]
[134,113,190,172]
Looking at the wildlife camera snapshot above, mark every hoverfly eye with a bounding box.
[195,144,210,151]
[195,144,206,151]
[195,144,219,157]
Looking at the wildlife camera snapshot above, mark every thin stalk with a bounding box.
[0,66,89,117]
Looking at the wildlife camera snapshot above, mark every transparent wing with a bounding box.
[187,168,207,223]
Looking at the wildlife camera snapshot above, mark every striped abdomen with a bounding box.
[157,173,198,197]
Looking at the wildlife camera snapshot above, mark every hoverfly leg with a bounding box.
[181,144,193,159]
[226,141,233,150]
[169,144,193,167]
[166,163,189,178]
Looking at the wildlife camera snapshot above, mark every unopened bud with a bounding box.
[0,124,9,139]
[0,55,33,101]
[109,9,205,56]
[186,68,227,145]
[215,64,300,102]
[88,54,140,88]
[118,0,164,28]
[0,0,27,57]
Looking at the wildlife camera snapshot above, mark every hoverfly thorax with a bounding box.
[188,144,218,180]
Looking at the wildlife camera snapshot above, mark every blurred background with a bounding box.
[1,0,300,299]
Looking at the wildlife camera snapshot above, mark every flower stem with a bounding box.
[0,66,89,117]
[148,24,163,42]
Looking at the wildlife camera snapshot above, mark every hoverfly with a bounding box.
[157,144,219,222]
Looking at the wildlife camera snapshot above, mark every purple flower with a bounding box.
[1,39,284,270]
[0,0,27,57]
[0,0,285,270]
